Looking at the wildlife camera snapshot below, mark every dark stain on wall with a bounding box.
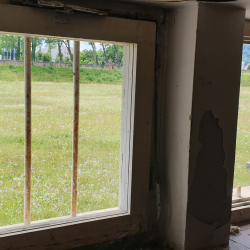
[187,111,231,228]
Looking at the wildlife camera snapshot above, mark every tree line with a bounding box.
[0,35,123,66]
[243,44,250,66]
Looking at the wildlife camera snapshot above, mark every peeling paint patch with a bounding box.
[188,111,231,228]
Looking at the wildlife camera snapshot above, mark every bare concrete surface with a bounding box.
[229,223,250,249]
[233,187,250,202]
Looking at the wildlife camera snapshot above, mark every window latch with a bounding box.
[37,1,108,16]
[11,0,108,16]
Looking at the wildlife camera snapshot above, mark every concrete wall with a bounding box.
[160,3,245,250]
[159,4,199,250]
[186,4,245,250]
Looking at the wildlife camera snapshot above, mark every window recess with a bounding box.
[0,3,156,249]
[231,41,250,223]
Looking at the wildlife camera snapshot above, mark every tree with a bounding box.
[113,45,120,66]
[57,40,64,65]
[36,51,44,62]
[89,42,98,67]
[36,51,51,62]
[101,43,109,64]
[63,40,73,62]
[42,52,51,62]
[242,44,250,65]
[45,38,64,64]
[80,51,87,64]
[45,39,74,64]
[55,56,60,63]
[105,44,123,66]
[63,56,72,63]
[96,49,105,65]
[0,39,3,55]
[0,35,24,60]
[16,37,21,61]
[81,49,94,64]
[30,37,44,61]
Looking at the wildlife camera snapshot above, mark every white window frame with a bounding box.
[231,25,250,223]
[0,4,156,249]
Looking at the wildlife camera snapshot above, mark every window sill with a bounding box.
[232,204,250,224]
[0,208,127,237]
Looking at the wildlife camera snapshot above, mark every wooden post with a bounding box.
[236,185,242,197]
[24,36,32,225]
[71,41,80,217]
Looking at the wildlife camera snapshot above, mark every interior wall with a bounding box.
[0,1,168,249]
[185,4,245,249]
[159,2,246,250]
[158,4,199,250]
[0,1,247,249]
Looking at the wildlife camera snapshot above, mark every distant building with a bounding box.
[0,48,16,60]
[244,63,250,70]
[242,61,245,70]
[41,46,73,61]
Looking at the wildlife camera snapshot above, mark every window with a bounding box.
[0,36,125,225]
[231,43,250,223]
[0,3,156,249]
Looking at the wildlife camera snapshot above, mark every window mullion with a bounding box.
[71,41,80,217]
[24,36,32,225]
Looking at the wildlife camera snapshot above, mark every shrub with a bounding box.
[0,65,122,84]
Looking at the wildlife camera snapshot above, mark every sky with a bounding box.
[39,40,103,51]
[70,41,102,51]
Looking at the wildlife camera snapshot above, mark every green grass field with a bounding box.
[241,71,250,86]
[0,79,122,226]
[1,65,250,227]
[234,85,250,187]
[0,64,123,84]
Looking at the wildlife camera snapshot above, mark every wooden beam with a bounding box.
[244,20,250,37]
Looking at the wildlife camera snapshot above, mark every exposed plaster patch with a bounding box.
[187,111,231,229]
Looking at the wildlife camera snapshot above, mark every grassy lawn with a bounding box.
[0,65,123,84]
[234,85,250,188]
[0,80,122,226]
[1,65,250,227]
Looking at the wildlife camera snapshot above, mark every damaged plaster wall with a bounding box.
[160,2,245,250]
[188,111,231,229]
[185,4,245,250]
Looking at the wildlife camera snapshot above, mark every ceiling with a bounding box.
[109,0,250,19]
[2,0,250,19]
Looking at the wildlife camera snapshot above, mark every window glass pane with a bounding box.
[31,37,73,220]
[77,42,123,213]
[233,44,250,200]
[0,35,25,226]
[0,36,124,225]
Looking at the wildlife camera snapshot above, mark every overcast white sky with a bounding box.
[39,40,103,51]
[70,41,102,51]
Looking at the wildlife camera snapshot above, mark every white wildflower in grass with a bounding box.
[234,86,250,187]
[0,80,121,226]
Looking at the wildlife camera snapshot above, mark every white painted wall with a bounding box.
[185,5,245,249]
[160,3,245,250]
[159,4,199,250]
